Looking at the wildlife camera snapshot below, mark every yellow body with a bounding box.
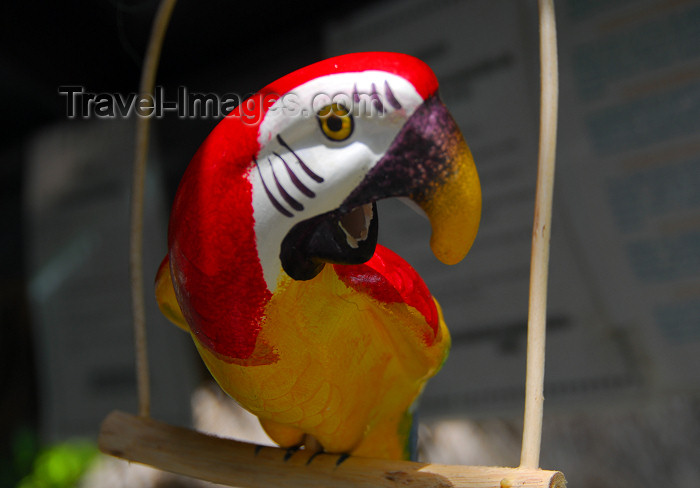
[157,260,450,459]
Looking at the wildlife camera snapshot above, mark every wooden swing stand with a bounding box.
[98,0,565,486]
[99,411,566,488]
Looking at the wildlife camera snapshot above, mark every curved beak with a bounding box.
[343,95,481,265]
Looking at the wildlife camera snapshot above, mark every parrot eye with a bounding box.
[317,103,353,142]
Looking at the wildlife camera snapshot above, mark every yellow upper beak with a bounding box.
[418,130,481,265]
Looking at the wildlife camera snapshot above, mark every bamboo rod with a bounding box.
[130,0,178,418]
[520,0,559,470]
[100,411,566,488]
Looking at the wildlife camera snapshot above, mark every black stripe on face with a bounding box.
[384,81,402,110]
[370,83,385,114]
[277,135,324,183]
[255,158,293,217]
[274,152,316,198]
[269,157,304,211]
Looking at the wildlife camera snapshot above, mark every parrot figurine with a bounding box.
[155,52,481,460]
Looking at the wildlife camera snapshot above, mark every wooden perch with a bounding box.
[99,411,566,488]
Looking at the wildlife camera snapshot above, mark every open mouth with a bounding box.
[338,204,374,249]
[280,202,379,281]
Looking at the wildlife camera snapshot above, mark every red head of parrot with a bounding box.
[164,51,481,363]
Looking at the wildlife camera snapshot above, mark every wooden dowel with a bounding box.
[130,0,178,418]
[520,0,559,470]
[99,411,566,488]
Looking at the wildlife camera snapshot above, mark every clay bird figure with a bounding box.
[156,52,481,460]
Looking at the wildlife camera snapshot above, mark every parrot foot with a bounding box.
[302,434,324,465]
[335,453,350,466]
[283,445,301,461]
[305,451,322,466]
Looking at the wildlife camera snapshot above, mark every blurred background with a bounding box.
[2,0,700,487]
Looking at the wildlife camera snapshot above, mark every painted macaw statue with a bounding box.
[156,52,481,460]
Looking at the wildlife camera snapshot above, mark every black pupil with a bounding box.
[326,115,343,132]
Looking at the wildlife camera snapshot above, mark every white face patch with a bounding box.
[249,71,423,290]
[258,71,423,143]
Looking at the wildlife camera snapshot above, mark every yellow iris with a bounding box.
[317,103,353,141]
